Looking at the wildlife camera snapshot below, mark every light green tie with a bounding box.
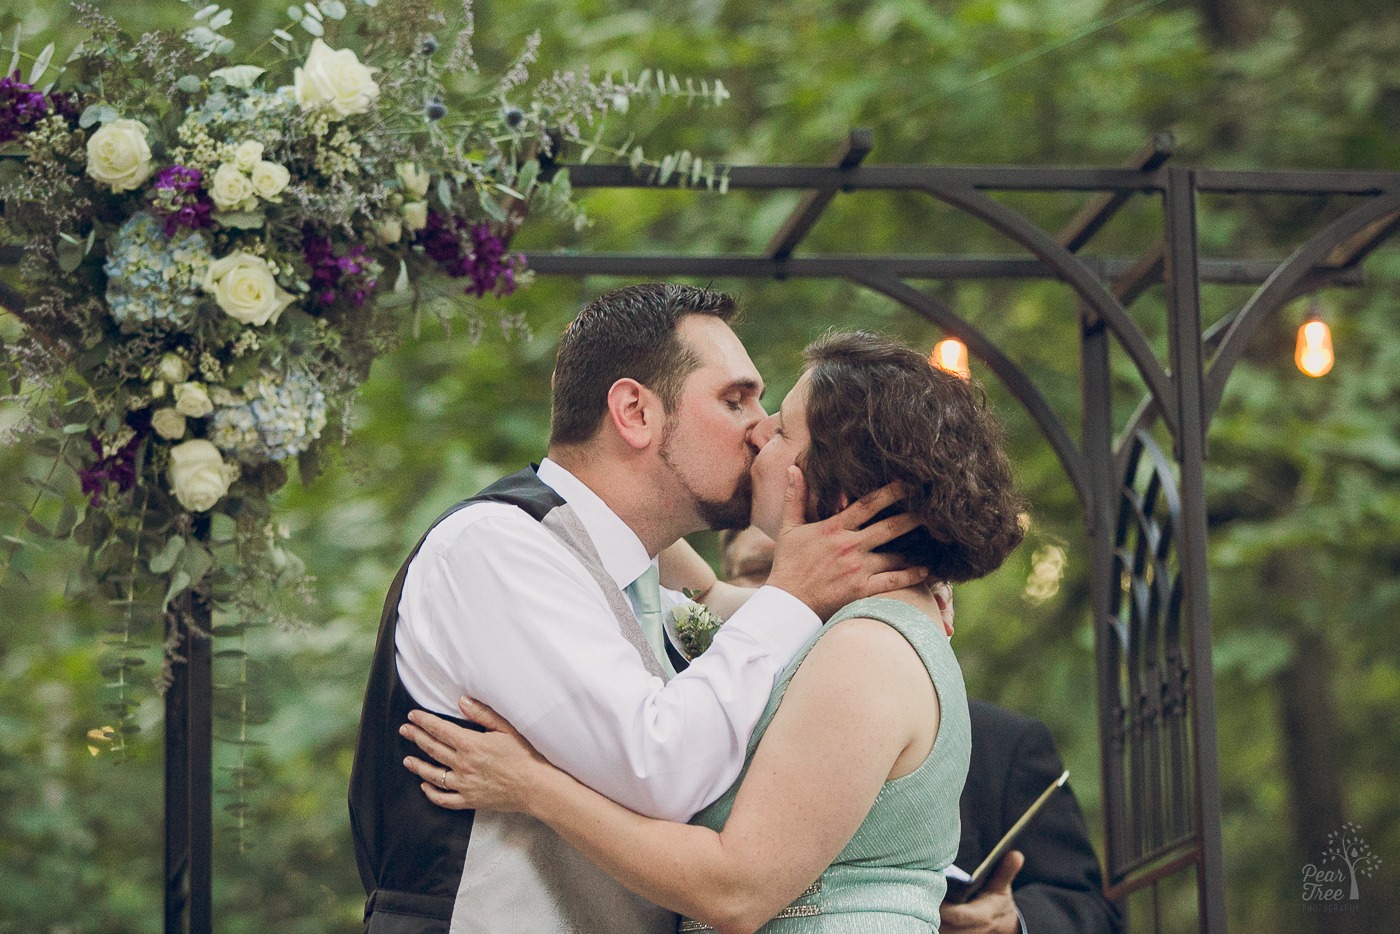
[627,564,676,677]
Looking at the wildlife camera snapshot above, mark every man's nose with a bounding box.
[747,420,770,451]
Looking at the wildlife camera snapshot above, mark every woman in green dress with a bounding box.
[403,331,1025,933]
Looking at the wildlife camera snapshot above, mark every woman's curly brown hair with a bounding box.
[800,330,1027,583]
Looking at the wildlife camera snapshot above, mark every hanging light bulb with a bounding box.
[1295,306,1334,378]
[931,337,971,379]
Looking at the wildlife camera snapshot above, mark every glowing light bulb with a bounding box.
[931,338,970,379]
[1295,317,1333,378]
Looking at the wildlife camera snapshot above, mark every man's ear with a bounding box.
[606,378,662,450]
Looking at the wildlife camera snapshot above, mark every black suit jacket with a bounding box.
[955,700,1123,934]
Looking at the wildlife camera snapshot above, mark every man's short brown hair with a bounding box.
[801,330,1026,583]
[550,284,738,446]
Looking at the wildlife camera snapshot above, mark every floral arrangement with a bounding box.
[673,589,725,659]
[0,0,726,776]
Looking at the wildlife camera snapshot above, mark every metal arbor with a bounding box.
[523,131,1400,934]
[7,134,1398,934]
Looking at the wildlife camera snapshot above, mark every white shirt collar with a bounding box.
[537,458,653,591]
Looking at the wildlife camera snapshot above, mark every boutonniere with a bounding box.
[673,589,725,659]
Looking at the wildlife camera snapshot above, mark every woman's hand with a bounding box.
[401,697,550,815]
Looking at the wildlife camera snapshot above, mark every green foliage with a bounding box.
[2,1,1399,932]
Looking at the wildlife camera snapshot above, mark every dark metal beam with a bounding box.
[559,163,1400,196]
[559,163,1172,193]
[766,129,872,262]
[1324,209,1400,269]
[1058,132,1175,252]
[1112,240,1166,306]
[1162,166,1229,934]
[1195,169,1398,196]
[522,251,1364,287]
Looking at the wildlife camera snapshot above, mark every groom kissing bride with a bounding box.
[350,283,1025,933]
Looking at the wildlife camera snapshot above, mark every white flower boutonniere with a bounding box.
[673,589,725,659]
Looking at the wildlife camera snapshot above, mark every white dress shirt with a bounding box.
[395,458,821,822]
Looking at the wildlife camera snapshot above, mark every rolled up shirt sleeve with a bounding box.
[396,504,820,822]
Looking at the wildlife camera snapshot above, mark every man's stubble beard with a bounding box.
[657,415,753,532]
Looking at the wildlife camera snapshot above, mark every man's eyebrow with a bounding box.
[725,378,764,398]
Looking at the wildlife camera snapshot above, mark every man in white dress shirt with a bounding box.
[350,284,924,934]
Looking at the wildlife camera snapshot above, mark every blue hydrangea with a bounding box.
[211,368,327,463]
[104,212,213,330]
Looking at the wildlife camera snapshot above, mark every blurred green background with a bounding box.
[2,1,1398,931]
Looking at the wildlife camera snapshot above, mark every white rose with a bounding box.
[210,162,256,211]
[157,353,191,384]
[233,140,265,171]
[250,160,290,201]
[401,201,428,232]
[168,439,235,513]
[203,252,296,326]
[173,382,214,418]
[151,408,187,440]
[86,119,154,192]
[373,216,402,244]
[396,162,431,198]
[150,379,168,400]
[293,39,380,118]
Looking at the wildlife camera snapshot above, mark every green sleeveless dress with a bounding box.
[680,596,970,933]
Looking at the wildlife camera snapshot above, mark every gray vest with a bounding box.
[351,466,677,934]
[450,501,677,934]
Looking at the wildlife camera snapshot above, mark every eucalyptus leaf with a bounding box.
[180,542,214,584]
[52,503,78,539]
[176,75,203,93]
[28,42,53,85]
[375,287,412,309]
[209,65,265,88]
[7,30,20,75]
[56,239,85,272]
[209,8,233,30]
[477,189,506,222]
[437,177,453,210]
[193,4,220,20]
[149,535,185,574]
[516,159,539,197]
[163,570,193,609]
[212,210,266,229]
[319,0,348,20]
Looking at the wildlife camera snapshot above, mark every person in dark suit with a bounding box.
[718,528,1123,934]
[944,700,1123,934]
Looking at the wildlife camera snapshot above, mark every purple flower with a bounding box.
[0,70,49,144]
[45,89,81,124]
[415,212,526,299]
[304,229,378,309]
[152,165,213,236]
[78,415,149,508]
